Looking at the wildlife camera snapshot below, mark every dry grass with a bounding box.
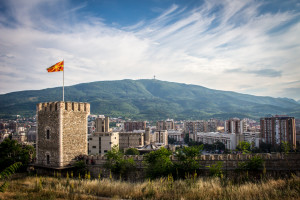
[0,174,299,200]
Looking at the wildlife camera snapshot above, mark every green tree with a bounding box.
[175,145,203,178]
[237,155,264,171]
[213,141,225,151]
[73,160,87,176]
[281,141,291,154]
[105,145,136,178]
[125,148,140,155]
[0,138,35,171]
[236,141,251,154]
[168,136,176,144]
[208,161,223,178]
[184,133,189,144]
[144,147,173,179]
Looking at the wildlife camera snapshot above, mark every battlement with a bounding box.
[83,153,300,163]
[37,102,90,113]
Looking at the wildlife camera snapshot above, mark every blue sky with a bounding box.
[0,0,300,100]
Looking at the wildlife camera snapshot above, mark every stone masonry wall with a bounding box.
[36,102,60,167]
[83,153,300,179]
[62,102,90,166]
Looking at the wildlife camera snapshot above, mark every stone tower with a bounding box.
[36,102,90,168]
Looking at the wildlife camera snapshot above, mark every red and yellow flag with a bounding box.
[47,61,64,72]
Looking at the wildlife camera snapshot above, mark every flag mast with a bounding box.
[63,59,64,102]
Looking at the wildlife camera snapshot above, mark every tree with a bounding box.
[184,133,189,144]
[259,142,272,153]
[168,136,176,144]
[0,138,35,171]
[237,155,264,171]
[281,141,291,154]
[104,145,136,178]
[125,148,140,155]
[213,141,225,151]
[175,145,203,178]
[236,141,251,154]
[208,161,223,178]
[144,147,173,179]
[73,160,87,176]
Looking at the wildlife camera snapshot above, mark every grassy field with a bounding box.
[0,174,300,200]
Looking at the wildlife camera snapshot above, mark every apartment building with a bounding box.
[124,121,146,132]
[224,118,245,134]
[88,132,119,154]
[156,119,175,131]
[260,116,296,148]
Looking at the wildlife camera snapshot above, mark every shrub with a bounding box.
[175,145,203,178]
[105,145,136,178]
[236,141,251,154]
[207,161,223,178]
[125,148,140,155]
[144,147,173,179]
[281,141,291,154]
[73,160,87,176]
[238,155,264,171]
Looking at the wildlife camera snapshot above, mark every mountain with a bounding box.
[0,79,299,120]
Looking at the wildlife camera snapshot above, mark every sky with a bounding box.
[0,0,300,100]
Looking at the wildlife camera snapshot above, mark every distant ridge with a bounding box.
[0,79,299,120]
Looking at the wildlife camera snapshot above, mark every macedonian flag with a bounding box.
[47,61,64,72]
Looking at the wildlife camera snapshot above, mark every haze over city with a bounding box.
[0,0,300,100]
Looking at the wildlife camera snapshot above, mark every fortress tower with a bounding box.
[36,102,90,168]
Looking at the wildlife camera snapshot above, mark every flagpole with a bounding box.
[63,59,64,102]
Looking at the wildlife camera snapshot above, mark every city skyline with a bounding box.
[0,0,300,100]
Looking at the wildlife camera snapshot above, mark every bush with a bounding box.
[238,155,264,171]
[236,141,251,154]
[208,161,223,178]
[125,148,140,155]
[73,160,87,176]
[144,147,173,179]
[175,145,203,178]
[105,145,136,178]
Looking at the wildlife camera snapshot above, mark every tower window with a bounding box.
[47,155,50,164]
[46,129,50,139]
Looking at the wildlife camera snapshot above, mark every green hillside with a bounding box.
[0,79,299,120]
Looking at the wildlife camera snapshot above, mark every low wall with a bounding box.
[83,153,300,179]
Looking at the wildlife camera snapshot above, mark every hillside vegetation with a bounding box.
[0,79,299,120]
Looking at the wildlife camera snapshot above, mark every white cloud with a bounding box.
[0,0,299,100]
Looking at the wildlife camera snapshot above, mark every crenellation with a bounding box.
[37,103,42,111]
[78,103,84,111]
[72,102,78,111]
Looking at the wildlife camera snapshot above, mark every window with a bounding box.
[89,138,93,141]
[109,142,112,144]
[47,155,50,164]
[46,130,50,139]
[99,150,101,153]
[92,146,96,148]
[104,150,107,153]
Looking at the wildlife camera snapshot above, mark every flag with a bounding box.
[47,61,64,72]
